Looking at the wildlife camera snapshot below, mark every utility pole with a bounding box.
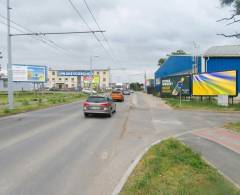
[0,52,3,72]
[144,71,147,92]
[90,56,99,95]
[7,0,14,109]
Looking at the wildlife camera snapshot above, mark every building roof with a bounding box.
[204,45,240,57]
[155,55,201,79]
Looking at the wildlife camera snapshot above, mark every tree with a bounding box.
[218,0,240,38]
[171,50,187,55]
[158,58,166,66]
[130,82,142,91]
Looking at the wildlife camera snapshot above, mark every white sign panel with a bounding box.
[12,64,47,83]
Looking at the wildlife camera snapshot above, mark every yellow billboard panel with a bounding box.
[193,70,237,96]
[83,75,100,84]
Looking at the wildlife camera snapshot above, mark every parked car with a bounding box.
[83,96,116,117]
[82,88,97,95]
[111,91,124,102]
[123,90,131,95]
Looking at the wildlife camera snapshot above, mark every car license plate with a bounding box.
[90,106,100,110]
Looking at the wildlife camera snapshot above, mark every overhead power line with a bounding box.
[82,0,117,60]
[11,30,105,36]
[68,0,115,62]
[0,14,104,59]
[0,14,70,53]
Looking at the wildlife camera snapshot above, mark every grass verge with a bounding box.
[163,98,240,112]
[0,92,87,117]
[225,122,240,134]
[120,139,240,195]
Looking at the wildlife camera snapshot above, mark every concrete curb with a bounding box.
[111,129,200,195]
[111,129,240,195]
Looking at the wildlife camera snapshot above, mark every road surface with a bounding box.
[0,92,239,195]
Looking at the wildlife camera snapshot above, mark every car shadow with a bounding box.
[84,114,112,119]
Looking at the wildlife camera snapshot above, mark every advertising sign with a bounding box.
[83,75,100,84]
[12,64,47,83]
[192,70,237,96]
[161,75,191,97]
[58,70,91,76]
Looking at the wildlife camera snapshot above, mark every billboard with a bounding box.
[58,70,91,76]
[83,75,100,84]
[192,70,237,96]
[161,75,191,97]
[12,64,47,83]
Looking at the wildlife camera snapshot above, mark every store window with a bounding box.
[65,78,68,81]
[103,78,106,82]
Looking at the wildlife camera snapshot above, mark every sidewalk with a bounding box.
[192,128,240,154]
[179,128,240,187]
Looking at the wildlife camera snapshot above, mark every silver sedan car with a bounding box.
[83,96,116,117]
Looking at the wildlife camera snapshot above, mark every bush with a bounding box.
[3,108,11,114]
[38,98,43,105]
[22,100,30,106]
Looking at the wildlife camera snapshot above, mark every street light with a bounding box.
[90,56,99,95]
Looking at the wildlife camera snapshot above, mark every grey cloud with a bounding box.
[0,0,239,82]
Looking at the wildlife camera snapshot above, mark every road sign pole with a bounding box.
[180,88,182,107]
[7,0,14,109]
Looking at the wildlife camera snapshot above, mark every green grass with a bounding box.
[0,92,87,117]
[163,98,240,112]
[225,122,240,134]
[120,139,240,195]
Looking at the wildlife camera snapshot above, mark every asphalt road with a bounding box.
[0,92,240,195]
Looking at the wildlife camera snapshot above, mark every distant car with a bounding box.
[82,88,97,95]
[123,90,131,95]
[130,90,134,93]
[83,96,116,117]
[111,91,124,102]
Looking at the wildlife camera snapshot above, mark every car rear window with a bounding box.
[112,91,121,94]
[87,97,107,103]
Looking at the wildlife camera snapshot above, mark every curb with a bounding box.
[111,129,240,195]
[111,129,199,195]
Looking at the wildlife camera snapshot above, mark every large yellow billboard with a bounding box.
[83,75,100,84]
[193,70,237,96]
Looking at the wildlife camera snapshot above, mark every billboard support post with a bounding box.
[7,0,14,109]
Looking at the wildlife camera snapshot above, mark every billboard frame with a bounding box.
[192,70,238,97]
[160,74,192,97]
[12,64,48,83]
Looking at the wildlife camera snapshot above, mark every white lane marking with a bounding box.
[152,119,182,125]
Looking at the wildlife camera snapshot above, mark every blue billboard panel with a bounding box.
[58,70,92,76]
[12,64,47,83]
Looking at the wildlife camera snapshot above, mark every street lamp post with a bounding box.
[7,0,14,109]
[90,56,99,95]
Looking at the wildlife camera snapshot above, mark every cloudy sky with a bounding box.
[0,0,239,82]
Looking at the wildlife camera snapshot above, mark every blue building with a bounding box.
[204,45,240,95]
[154,55,201,92]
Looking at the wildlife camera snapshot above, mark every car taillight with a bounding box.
[100,102,111,107]
[83,102,90,107]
